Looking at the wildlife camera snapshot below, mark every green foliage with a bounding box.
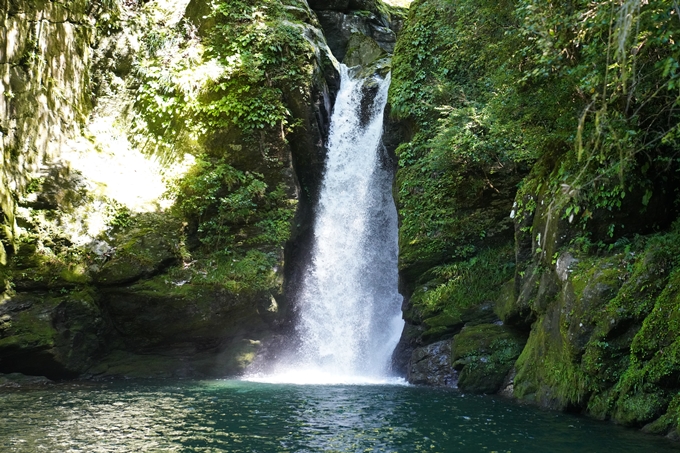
[392,0,535,284]
[164,156,294,294]
[130,0,315,163]
[393,0,680,281]
[168,157,295,253]
[192,250,281,294]
[515,0,680,222]
[394,0,680,426]
[105,200,134,230]
[407,246,515,325]
[126,0,312,295]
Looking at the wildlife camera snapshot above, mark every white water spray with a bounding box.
[250,66,404,385]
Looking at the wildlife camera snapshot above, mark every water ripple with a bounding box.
[0,381,677,453]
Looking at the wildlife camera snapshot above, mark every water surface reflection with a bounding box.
[0,380,677,452]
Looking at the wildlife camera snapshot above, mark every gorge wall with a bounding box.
[391,0,680,440]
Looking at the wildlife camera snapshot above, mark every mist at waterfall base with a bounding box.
[247,66,404,385]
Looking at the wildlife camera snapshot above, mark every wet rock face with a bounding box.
[100,277,270,352]
[1,0,97,255]
[315,10,396,62]
[407,340,456,387]
[0,372,53,388]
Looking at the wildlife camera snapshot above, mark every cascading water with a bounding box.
[251,65,404,384]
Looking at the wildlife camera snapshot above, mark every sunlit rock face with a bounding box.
[0,0,96,262]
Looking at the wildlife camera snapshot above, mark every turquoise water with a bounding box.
[0,380,677,452]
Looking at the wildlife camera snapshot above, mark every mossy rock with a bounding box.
[7,243,91,291]
[642,394,680,436]
[100,274,271,352]
[344,32,386,68]
[404,246,514,344]
[613,390,669,427]
[407,339,455,386]
[451,323,526,394]
[0,290,104,379]
[94,215,181,286]
[495,278,535,329]
[513,310,588,409]
[89,337,266,379]
[308,0,350,11]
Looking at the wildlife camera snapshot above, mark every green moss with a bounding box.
[95,213,181,285]
[391,1,527,288]
[344,33,387,68]
[614,390,669,427]
[407,246,514,334]
[494,278,519,324]
[511,226,680,420]
[59,265,90,285]
[451,324,526,394]
[423,312,461,328]
[643,394,680,436]
[513,313,590,409]
[513,254,628,408]
[90,338,263,379]
[101,270,269,352]
[0,301,59,351]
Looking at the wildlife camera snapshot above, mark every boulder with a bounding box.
[100,275,271,352]
[407,339,456,387]
[94,229,178,286]
[0,372,53,388]
[344,32,386,68]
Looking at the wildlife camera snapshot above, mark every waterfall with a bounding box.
[250,65,404,384]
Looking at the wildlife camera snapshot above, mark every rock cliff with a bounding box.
[390,0,680,440]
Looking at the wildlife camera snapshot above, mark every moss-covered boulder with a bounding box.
[314,9,397,62]
[401,246,514,347]
[100,274,271,353]
[344,32,387,68]
[7,245,90,292]
[88,337,264,379]
[512,254,625,408]
[451,324,526,394]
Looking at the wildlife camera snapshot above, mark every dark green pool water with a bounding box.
[0,380,677,452]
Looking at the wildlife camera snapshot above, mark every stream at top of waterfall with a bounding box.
[1,380,677,453]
